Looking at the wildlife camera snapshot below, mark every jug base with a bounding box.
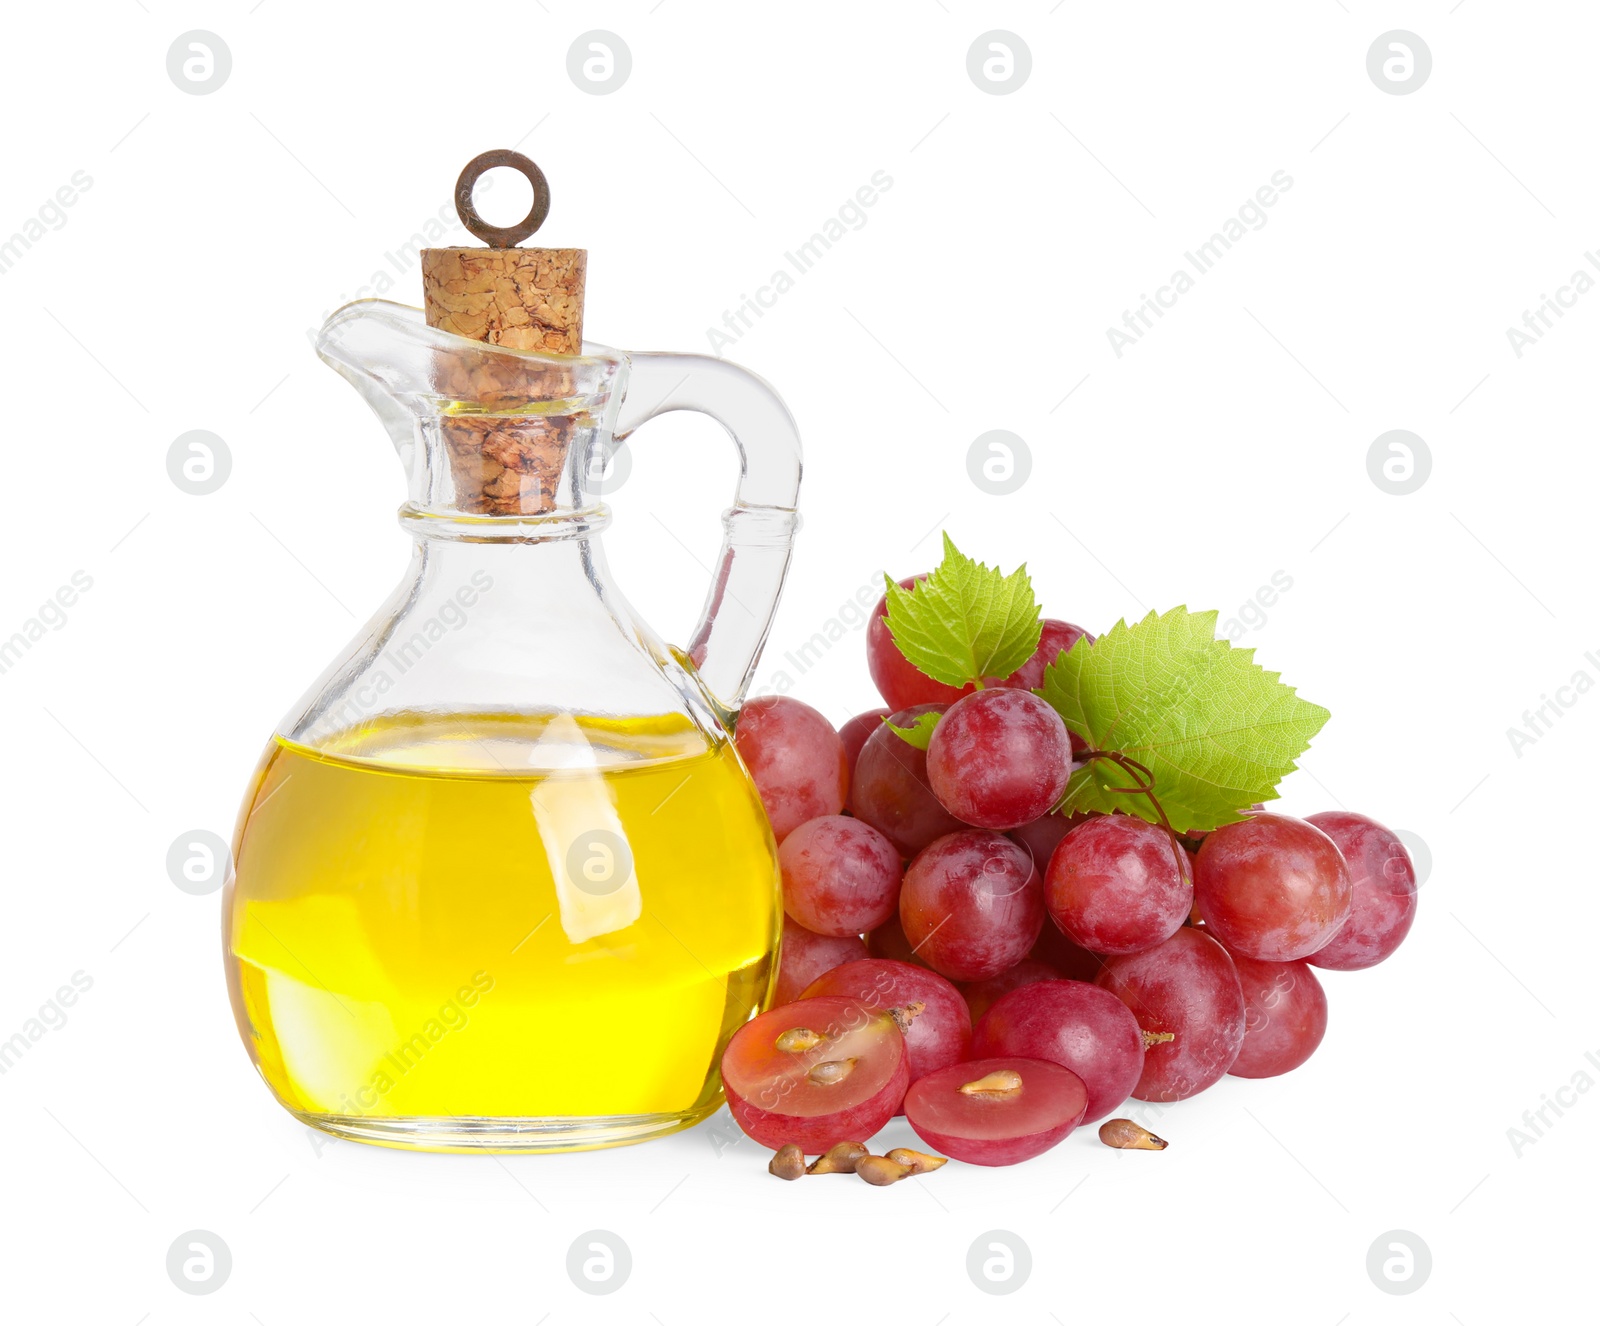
[293,1104,721,1154]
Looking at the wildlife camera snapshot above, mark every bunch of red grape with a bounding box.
[726,581,1419,1171]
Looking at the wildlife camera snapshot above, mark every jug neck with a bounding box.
[399,499,613,545]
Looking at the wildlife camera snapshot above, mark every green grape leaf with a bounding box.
[885,711,940,751]
[884,533,1042,688]
[1038,606,1330,833]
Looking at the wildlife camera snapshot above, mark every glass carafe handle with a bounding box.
[612,353,802,717]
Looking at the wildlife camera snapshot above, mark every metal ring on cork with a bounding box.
[453,149,551,248]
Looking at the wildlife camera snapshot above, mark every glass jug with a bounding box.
[223,297,801,1152]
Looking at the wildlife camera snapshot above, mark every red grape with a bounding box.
[1009,811,1094,874]
[778,815,901,937]
[773,918,866,1005]
[1045,815,1193,955]
[900,830,1044,981]
[1184,804,1265,846]
[850,704,965,856]
[1304,811,1418,971]
[722,996,909,1151]
[903,1057,1088,1166]
[1096,927,1246,1102]
[839,707,890,781]
[970,978,1144,1123]
[865,914,930,969]
[1031,922,1108,982]
[801,958,971,1084]
[869,586,1093,720]
[1194,813,1353,961]
[959,958,1062,1023]
[1228,955,1328,1079]
[734,696,849,842]
[926,688,1072,830]
[866,576,975,712]
[1006,619,1094,755]
[1001,618,1094,689]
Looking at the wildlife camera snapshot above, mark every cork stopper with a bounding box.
[419,150,589,517]
[421,246,586,353]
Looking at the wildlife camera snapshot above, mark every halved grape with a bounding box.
[970,978,1144,1123]
[734,696,849,842]
[778,815,901,937]
[1096,927,1245,1102]
[839,707,891,781]
[1045,815,1192,955]
[773,918,867,1005]
[900,830,1044,981]
[926,688,1072,830]
[903,1057,1088,1166]
[1229,955,1328,1079]
[850,704,965,856]
[959,957,1062,1023]
[801,958,971,1083]
[1304,811,1418,971]
[866,576,975,712]
[722,996,909,1151]
[1193,813,1353,961]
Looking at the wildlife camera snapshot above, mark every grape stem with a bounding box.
[1078,749,1192,881]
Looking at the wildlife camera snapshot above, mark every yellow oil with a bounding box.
[223,711,780,1151]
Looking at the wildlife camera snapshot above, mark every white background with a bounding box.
[1,2,1594,1321]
